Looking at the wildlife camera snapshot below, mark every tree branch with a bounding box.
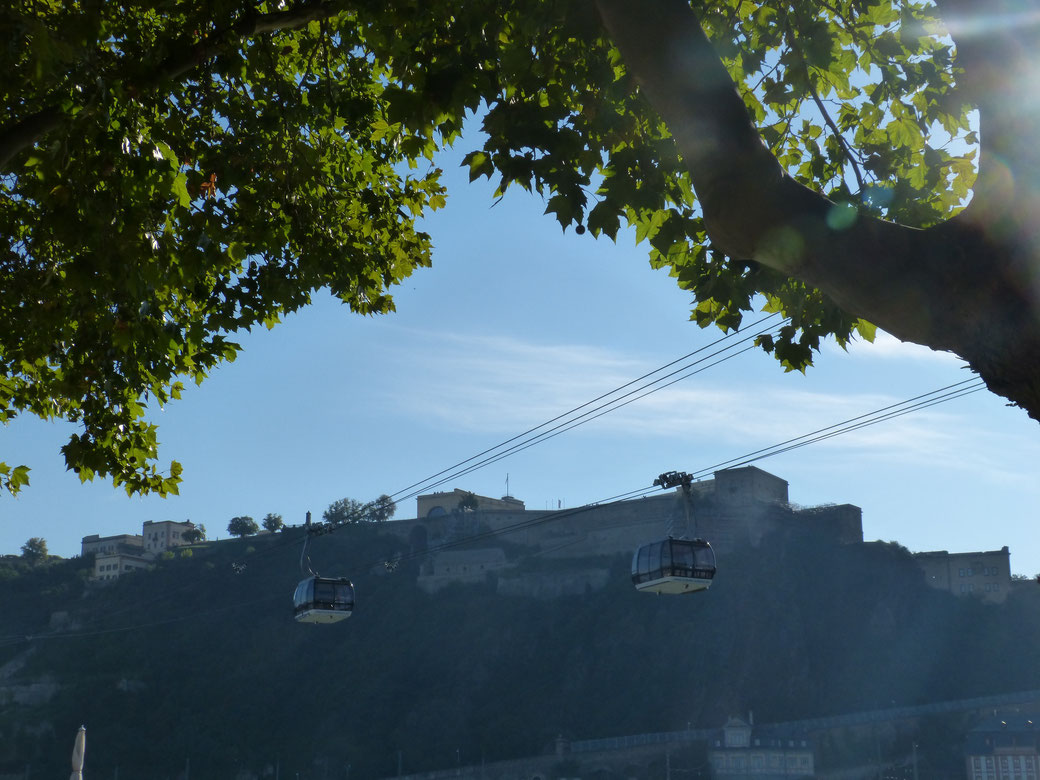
[0,1,343,170]
[592,0,937,332]
[932,0,1040,239]
[0,107,66,170]
[594,0,1040,420]
[781,17,865,194]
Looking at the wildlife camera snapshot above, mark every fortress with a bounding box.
[77,465,1013,601]
[385,466,864,594]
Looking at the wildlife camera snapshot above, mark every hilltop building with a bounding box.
[401,466,861,558]
[417,489,525,517]
[392,466,865,596]
[80,533,144,557]
[82,520,196,581]
[142,519,195,556]
[914,547,1012,603]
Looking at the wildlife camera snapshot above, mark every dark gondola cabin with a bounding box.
[632,538,716,594]
[293,576,355,623]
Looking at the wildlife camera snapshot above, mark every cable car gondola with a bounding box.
[631,537,716,595]
[293,576,355,623]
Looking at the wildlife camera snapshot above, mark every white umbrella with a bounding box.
[70,726,86,780]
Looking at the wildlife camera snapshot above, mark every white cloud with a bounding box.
[828,330,964,365]
[364,327,1040,526]
[382,329,992,474]
[388,330,643,426]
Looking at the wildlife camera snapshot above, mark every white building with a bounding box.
[82,520,197,581]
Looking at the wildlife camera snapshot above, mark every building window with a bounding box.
[960,568,966,577]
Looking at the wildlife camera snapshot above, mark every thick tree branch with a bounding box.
[0,1,343,170]
[595,0,1040,420]
[0,107,66,170]
[933,0,1040,246]
[594,0,935,330]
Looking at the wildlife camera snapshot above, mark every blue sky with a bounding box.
[4,149,1040,574]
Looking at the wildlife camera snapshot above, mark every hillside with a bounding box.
[2,526,1039,779]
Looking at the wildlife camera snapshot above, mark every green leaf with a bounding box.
[228,242,248,262]
[854,319,877,342]
[172,174,190,207]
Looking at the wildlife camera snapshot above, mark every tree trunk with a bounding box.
[595,0,1040,422]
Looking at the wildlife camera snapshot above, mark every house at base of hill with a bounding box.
[709,716,815,778]
[965,714,1040,780]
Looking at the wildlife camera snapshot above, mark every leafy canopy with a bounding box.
[227,515,258,537]
[261,512,284,532]
[1,0,974,495]
[20,536,49,563]
[323,495,393,525]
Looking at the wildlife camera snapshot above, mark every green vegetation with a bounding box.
[457,491,480,512]
[323,495,395,525]
[19,536,48,564]
[1,529,1039,779]
[227,515,258,537]
[183,524,206,544]
[261,513,284,533]
[4,1,1039,498]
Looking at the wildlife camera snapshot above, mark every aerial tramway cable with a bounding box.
[5,346,989,640]
[388,313,785,506]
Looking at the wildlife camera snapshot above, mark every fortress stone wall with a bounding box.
[385,467,864,595]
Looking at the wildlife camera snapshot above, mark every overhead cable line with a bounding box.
[5,375,987,647]
[687,378,986,479]
[247,321,781,563]
[386,314,782,503]
[386,316,782,507]
[400,343,760,501]
[386,483,662,566]
[375,377,991,565]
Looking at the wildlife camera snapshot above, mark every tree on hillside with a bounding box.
[457,492,480,513]
[323,495,394,524]
[182,524,206,543]
[261,512,284,532]
[323,497,367,526]
[369,494,397,523]
[20,537,48,564]
[3,1,1038,497]
[227,516,258,538]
